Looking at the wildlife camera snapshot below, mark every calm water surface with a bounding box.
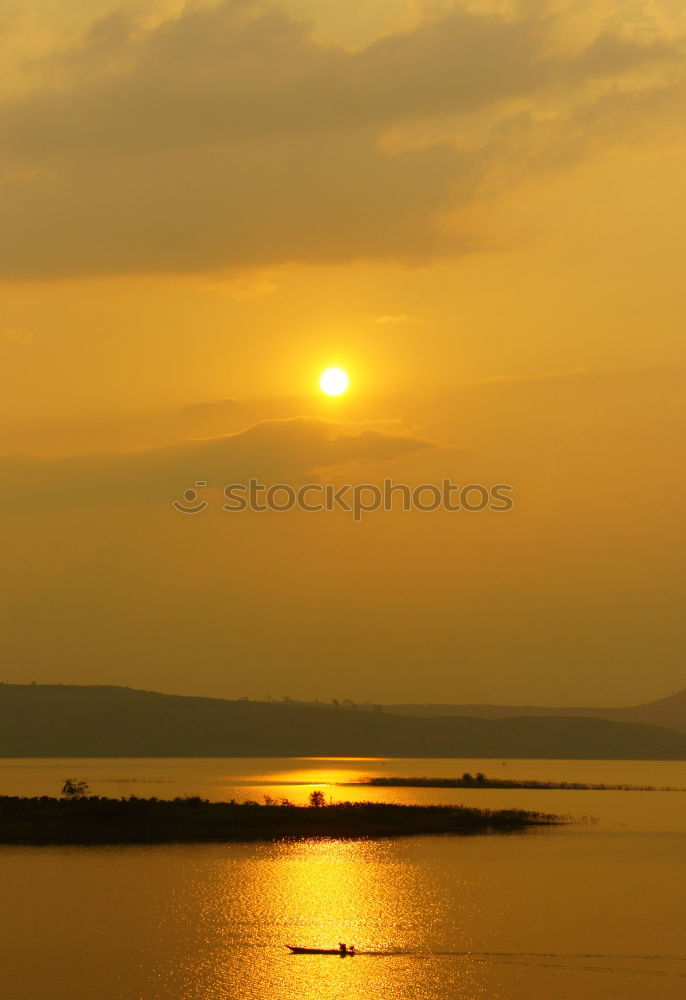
[0,758,684,999]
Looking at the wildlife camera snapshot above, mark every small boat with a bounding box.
[286,945,356,956]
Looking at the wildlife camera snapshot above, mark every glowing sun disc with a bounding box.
[319,367,349,396]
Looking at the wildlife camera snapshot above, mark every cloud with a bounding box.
[200,270,279,301]
[0,1,681,277]
[0,415,432,511]
[376,313,410,325]
[0,327,33,345]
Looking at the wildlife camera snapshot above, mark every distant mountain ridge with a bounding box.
[381,689,686,733]
[1,684,686,759]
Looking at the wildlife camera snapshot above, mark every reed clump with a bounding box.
[0,794,566,845]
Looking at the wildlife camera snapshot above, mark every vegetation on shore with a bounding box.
[0,791,566,845]
[348,773,684,791]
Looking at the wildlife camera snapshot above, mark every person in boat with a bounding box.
[338,942,347,955]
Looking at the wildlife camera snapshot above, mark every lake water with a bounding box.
[0,758,684,999]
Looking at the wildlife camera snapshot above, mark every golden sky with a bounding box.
[1,0,685,704]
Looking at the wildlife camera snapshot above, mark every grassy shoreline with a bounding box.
[0,795,566,845]
[346,774,684,791]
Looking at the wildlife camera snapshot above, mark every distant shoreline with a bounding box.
[2,684,685,760]
[345,774,686,791]
[0,796,566,845]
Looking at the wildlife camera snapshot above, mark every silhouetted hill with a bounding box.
[382,689,686,733]
[1,685,686,759]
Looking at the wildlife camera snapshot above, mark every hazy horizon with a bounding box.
[3,679,685,710]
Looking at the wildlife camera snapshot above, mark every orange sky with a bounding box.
[1,0,685,704]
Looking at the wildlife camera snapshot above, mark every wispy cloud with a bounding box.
[0,416,432,512]
[0,327,33,345]
[376,313,410,325]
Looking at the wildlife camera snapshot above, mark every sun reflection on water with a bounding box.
[176,838,492,1000]
[216,760,431,806]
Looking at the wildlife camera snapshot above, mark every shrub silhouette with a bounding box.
[61,778,90,799]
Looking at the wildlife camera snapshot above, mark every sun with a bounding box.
[319,367,349,396]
